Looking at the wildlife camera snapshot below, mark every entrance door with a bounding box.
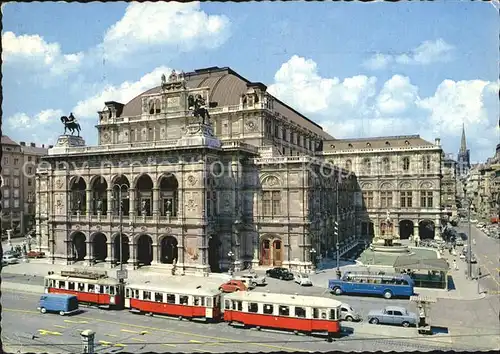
[272,240,282,266]
[261,240,271,266]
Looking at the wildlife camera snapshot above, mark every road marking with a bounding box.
[130,338,146,342]
[64,319,88,324]
[38,329,62,336]
[121,329,148,335]
[190,339,218,346]
[98,340,113,346]
[114,343,127,347]
[163,344,177,347]
[105,334,118,338]
[53,325,66,329]
[3,308,312,353]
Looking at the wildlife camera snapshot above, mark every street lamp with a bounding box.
[112,183,129,283]
[309,248,316,268]
[227,251,234,274]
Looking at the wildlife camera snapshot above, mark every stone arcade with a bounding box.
[35,67,358,275]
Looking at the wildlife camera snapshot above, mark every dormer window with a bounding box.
[385,141,390,146]
[366,142,371,147]
[348,143,353,148]
[404,140,410,145]
[330,144,335,149]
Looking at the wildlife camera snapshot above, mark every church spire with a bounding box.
[460,123,467,153]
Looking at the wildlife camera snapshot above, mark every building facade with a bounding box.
[322,136,444,242]
[441,153,459,219]
[1,136,49,235]
[36,67,356,274]
[457,124,471,178]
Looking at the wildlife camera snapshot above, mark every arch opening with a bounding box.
[72,232,86,261]
[159,174,179,217]
[70,177,87,215]
[399,220,414,240]
[160,236,178,264]
[137,234,153,266]
[91,176,108,215]
[208,235,221,272]
[92,233,107,262]
[136,174,153,216]
[419,220,435,240]
[113,234,130,264]
[112,175,130,216]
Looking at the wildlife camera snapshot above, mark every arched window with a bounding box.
[155,99,161,114]
[363,158,371,174]
[149,100,155,115]
[402,157,410,171]
[423,155,432,171]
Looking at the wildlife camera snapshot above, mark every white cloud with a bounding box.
[363,39,455,70]
[6,109,64,129]
[72,66,172,118]
[269,55,498,160]
[2,31,84,75]
[100,2,231,62]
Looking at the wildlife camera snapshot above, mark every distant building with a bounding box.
[441,153,459,218]
[457,124,471,178]
[1,136,49,235]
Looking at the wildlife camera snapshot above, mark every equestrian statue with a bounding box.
[60,112,81,136]
[188,94,211,125]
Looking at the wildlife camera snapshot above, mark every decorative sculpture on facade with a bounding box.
[188,94,211,125]
[96,199,103,212]
[60,113,81,136]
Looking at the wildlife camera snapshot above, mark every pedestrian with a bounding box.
[473,238,476,245]
[453,259,458,270]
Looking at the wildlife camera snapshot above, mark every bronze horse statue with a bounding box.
[60,113,81,136]
[188,94,211,125]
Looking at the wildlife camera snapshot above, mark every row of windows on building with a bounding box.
[343,156,435,173]
[2,156,40,165]
[263,118,318,151]
[362,191,434,208]
[1,176,33,187]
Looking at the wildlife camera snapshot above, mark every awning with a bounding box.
[393,255,449,272]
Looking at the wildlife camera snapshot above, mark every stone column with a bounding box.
[129,242,138,269]
[85,189,92,217]
[85,241,92,265]
[105,241,113,265]
[251,233,260,267]
[152,188,159,219]
[434,218,442,240]
[129,188,136,218]
[152,243,159,264]
[107,188,113,221]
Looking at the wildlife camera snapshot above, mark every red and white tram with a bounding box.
[44,270,123,309]
[124,282,222,322]
[223,291,342,339]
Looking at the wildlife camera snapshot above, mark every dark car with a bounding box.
[266,267,294,280]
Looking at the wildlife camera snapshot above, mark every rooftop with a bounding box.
[1,135,19,146]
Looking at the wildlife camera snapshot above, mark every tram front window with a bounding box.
[68,282,75,290]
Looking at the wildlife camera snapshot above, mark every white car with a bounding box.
[294,273,313,286]
[340,303,361,322]
[2,254,19,265]
[234,273,267,287]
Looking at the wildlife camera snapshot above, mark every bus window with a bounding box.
[68,282,75,290]
[154,292,162,302]
[263,304,273,315]
[179,295,189,305]
[206,297,213,307]
[248,302,258,313]
[402,280,409,285]
[313,308,319,319]
[225,300,231,310]
[78,283,84,291]
[167,294,175,304]
[295,307,306,318]
[144,291,152,301]
[279,305,289,316]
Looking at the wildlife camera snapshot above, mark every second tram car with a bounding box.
[44,270,124,309]
[124,282,222,321]
[223,291,342,338]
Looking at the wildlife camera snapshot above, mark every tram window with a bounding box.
[263,304,273,315]
[167,294,176,304]
[58,281,65,289]
[195,296,202,306]
[313,308,319,319]
[125,288,131,298]
[110,287,115,295]
[134,289,140,299]
[49,280,54,287]
[180,295,189,305]
[206,297,213,307]
[155,292,163,302]
[78,283,84,291]
[225,300,231,310]
[88,284,95,292]
[295,307,306,318]
[68,282,75,290]
[144,291,152,301]
[248,302,258,313]
[279,306,289,316]
[329,309,337,320]
[232,301,242,311]
[321,311,327,319]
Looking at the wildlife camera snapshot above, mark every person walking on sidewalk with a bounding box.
[453,259,458,270]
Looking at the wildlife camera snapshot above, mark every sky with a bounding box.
[2,1,499,162]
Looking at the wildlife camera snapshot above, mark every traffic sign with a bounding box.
[116,269,128,280]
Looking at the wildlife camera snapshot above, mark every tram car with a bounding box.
[223,291,342,339]
[124,282,223,322]
[44,270,124,309]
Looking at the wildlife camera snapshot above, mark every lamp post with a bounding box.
[227,251,234,274]
[112,183,129,283]
[309,248,316,270]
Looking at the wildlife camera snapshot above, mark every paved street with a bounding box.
[2,289,471,353]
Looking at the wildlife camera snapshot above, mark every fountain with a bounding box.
[370,211,410,254]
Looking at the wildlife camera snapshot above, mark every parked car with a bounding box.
[266,267,294,280]
[27,251,45,259]
[2,254,19,265]
[233,272,266,287]
[294,273,313,286]
[367,306,417,327]
[456,239,464,246]
[340,303,361,322]
[219,280,247,293]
